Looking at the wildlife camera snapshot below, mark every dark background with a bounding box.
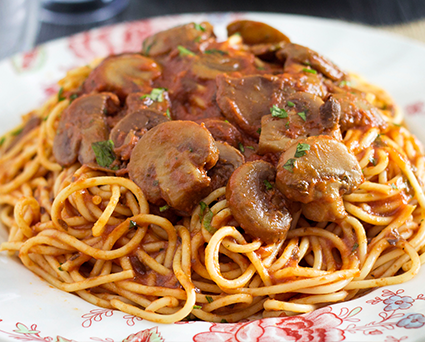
[36,0,425,45]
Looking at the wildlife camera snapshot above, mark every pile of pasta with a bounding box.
[1,36,425,325]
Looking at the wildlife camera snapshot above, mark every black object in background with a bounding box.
[36,0,425,45]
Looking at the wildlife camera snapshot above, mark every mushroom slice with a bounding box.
[258,93,342,154]
[208,142,244,191]
[226,160,292,244]
[332,90,388,133]
[128,121,219,214]
[53,93,120,167]
[216,74,289,138]
[142,22,215,57]
[83,54,162,100]
[197,118,243,148]
[110,108,169,160]
[227,20,291,45]
[276,136,363,222]
[277,43,345,81]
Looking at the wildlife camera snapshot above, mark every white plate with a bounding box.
[1,12,425,342]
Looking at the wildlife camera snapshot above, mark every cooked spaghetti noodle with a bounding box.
[0,20,424,324]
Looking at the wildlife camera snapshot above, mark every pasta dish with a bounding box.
[0,20,424,324]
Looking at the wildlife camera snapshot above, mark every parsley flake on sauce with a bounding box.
[287,101,295,107]
[302,68,317,74]
[91,140,117,169]
[283,158,296,173]
[159,205,169,212]
[141,88,167,102]
[193,305,202,310]
[297,111,307,121]
[263,179,273,190]
[238,142,245,153]
[178,45,196,57]
[129,220,138,229]
[194,23,206,32]
[294,143,310,158]
[206,295,214,303]
[270,105,288,119]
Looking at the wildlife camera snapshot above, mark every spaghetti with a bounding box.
[0,20,424,324]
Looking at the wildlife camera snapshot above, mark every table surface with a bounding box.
[36,0,425,45]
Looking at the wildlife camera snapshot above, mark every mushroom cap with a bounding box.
[226,160,292,244]
[128,120,218,214]
[83,54,161,100]
[276,135,363,222]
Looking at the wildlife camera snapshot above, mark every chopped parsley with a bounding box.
[283,158,296,173]
[270,105,288,119]
[69,93,78,102]
[193,305,202,310]
[302,68,317,74]
[263,179,273,190]
[297,111,307,121]
[0,137,5,146]
[369,156,377,166]
[141,88,167,102]
[12,128,23,136]
[194,23,206,32]
[205,49,228,55]
[246,146,255,150]
[178,45,196,57]
[238,142,245,153]
[159,205,169,212]
[257,127,262,134]
[129,220,138,229]
[339,80,351,87]
[391,183,398,190]
[166,108,171,119]
[57,87,66,102]
[221,319,228,323]
[91,140,117,169]
[200,201,208,213]
[351,243,359,252]
[287,101,295,107]
[206,296,214,303]
[294,143,310,158]
[203,210,216,233]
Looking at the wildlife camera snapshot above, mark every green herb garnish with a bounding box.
[391,183,398,190]
[178,45,196,56]
[159,205,169,212]
[283,158,296,173]
[246,146,255,150]
[287,101,295,107]
[141,88,167,102]
[238,142,245,153]
[12,128,23,136]
[263,179,273,190]
[221,319,228,323]
[58,87,66,102]
[297,111,307,121]
[203,211,216,233]
[294,143,310,158]
[257,127,261,134]
[166,108,171,119]
[351,243,359,252]
[302,68,317,74]
[69,93,78,103]
[206,296,214,303]
[91,140,116,169]
[129,220,138,229]
[0,137,5,146]
[194,23,206,32]
[369,157,377,166]
[193,305,202,310]
[270,105,288,119]
[205,49,228,55]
